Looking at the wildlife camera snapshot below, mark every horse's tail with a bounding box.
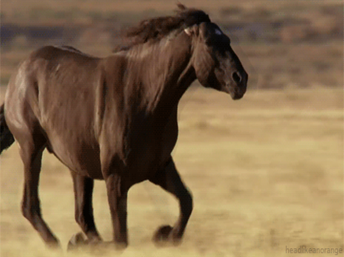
[0,104,15,154]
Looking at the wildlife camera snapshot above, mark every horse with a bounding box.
[0,4,248,250]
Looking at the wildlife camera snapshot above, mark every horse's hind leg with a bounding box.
[20,136,60,248]
[68,173,102,249]
[149,157,193,245]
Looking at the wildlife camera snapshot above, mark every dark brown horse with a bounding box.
[0,4,247,250]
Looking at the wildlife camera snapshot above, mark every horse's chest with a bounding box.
[128,119,178,173]
[131,126,176,158]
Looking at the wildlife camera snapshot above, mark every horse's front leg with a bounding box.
[149,157,193,245]
[105,173,128,249]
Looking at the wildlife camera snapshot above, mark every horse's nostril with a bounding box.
[232,72,242,84]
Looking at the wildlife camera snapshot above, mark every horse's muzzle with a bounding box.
[228,84,246,100]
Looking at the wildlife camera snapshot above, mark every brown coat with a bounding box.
[0,4,248,249]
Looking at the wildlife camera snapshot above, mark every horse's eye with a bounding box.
[215,29,222,36]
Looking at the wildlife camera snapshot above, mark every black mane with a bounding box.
[117,4,210,50]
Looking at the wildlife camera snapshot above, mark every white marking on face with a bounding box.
[215,29,222,35]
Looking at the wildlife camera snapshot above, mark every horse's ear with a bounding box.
[184,25,199,36]
[198,22,213,43]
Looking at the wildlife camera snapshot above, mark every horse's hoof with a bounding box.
[67,232,88,251]
[153,225,173,242]
[153,225,181,246]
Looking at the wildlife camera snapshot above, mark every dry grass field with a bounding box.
[0,87,343,257]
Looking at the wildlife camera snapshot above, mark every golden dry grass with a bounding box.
[0,87,343,257]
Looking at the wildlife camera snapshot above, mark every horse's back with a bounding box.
[5,46,103,178]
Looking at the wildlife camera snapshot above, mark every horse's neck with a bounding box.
[127,34,195,116]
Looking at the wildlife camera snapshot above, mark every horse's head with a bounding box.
[185,22,248,100]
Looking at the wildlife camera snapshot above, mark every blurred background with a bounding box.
[1,0,343,88]
[0,1,343,257]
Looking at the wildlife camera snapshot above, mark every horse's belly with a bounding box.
[47,136,103,179]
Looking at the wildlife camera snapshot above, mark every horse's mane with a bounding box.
[114,4,211,51]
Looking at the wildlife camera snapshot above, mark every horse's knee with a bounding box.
[21,200,41,221]
[21,202,30,220]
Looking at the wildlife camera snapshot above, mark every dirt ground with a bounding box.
[0,87,343,257]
